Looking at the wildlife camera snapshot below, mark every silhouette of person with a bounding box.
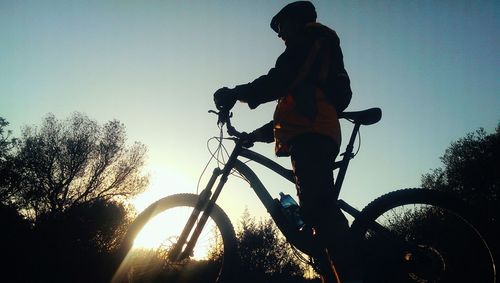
[214,2,357,282]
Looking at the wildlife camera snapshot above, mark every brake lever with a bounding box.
[208,109,233,126]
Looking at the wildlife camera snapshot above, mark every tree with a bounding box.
[0,117,18,203]
[9,112,149,220]
[421,123,499,217]
[0,114,150,282]
[32,199,132,283]
[0,117,14,158]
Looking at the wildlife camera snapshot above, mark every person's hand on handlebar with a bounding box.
[240,122,274,148]
[213,87,237,111]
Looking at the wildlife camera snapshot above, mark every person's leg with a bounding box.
[289,133,347,241]
[290,133,365,282]
[289,134,352,280]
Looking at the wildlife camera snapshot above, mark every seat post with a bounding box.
[333,122,360,200]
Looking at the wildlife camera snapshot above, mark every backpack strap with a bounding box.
[287,39,326,94]
[294,37,352,113]
[317,41,331,85]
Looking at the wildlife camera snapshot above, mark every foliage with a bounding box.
[236,209,312,283]
[0,117,18,203]
[0,115,148,282]
[8,113,148,220]
[0,117,15,158]
[0,203,32,282]
[36,199,131,252]
[32,199,131,282]
[119,249,225,283]
[421,123,500,217]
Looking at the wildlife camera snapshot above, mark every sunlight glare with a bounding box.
[132,208,185,249]
[129,167,219,260]
[131,207,218,260]
[131,166,195,213]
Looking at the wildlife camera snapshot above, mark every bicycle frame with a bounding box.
[171,119,365,260]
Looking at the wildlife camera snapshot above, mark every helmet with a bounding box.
[270,1,317,33]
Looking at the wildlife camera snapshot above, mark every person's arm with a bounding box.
[234,45,306,109]
[213,38,311,110]
[251,121,274,143]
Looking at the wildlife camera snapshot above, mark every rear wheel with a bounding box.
[351,189,496,283]
[112,194,237,283]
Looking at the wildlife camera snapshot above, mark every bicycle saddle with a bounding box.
[340,108,382,125]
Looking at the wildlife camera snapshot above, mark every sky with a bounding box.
[1,0,499,225]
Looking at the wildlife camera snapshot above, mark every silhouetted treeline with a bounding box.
[0,114,146,282]
[422,124,499,222]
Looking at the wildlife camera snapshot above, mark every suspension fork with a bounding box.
[172,141,243,261]
[168,166,221,261]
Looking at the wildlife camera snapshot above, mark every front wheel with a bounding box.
[351,188,496,283]
[112,193,237,283]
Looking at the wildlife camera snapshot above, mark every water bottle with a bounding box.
[279,192,305,229]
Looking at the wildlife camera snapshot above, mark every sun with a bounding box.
[129,207,219,260]
[128,167,218,259]
[131,211,179,249]
[130,166,195,213]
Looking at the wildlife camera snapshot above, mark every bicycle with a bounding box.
[112,107,497,283]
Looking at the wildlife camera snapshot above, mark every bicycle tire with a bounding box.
[113,193,237,283]
[350,188,496,283]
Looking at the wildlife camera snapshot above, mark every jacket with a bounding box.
[235,22,349,155]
